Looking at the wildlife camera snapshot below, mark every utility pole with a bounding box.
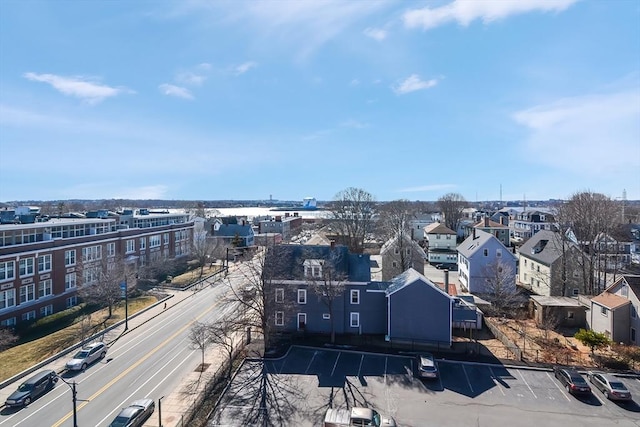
[159,395,164,427]
[57,376,78,427]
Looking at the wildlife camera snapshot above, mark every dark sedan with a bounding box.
[553,367,591,395]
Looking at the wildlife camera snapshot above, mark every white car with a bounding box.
[65,342,107,371]
[109,398,155,427]
[587,371,632,401]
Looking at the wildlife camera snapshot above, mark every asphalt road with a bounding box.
[0,269,244,427]
[211,346,640,427]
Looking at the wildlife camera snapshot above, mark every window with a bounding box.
[40,304,53,317]
[323,313,330,320]
[0,289,15,309]
[537,265,540,272]
[65,273,77,290]
[394,248,399,254]
[0,317,16,327]
[600,305,608,316]
[275,311,284,326]
[297,289,307,304]
[38,279,52,298]
[37,254,52,273]
[19,258,35,277]
[351,290,360,304]
[304,259,323,278]
[82,246,102,262]
[66,296,77,308]
[406,248,411,255]
[20,284,35,304]
[139,238,146,250]
[483,249,488,257]
[65,250,76,266]
[631,305,637,319]
[297,313,307,330]
[572,288,579,296]
[0,260,15,281]
[632,328,636,343]
[567,311,574,319]
[150,235,161,248]
[524,259,527,266]
[107,242,116,257]
[275,288,284,303]
[83,267,100,285]
[163,233,169,245]
[530,263,534,271]
[496,249,502,257]
[350,312,360,328]
[392,261,398,268]
[126,240,135,253]
[22,310,36,321]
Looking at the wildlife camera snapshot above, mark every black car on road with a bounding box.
[4,370,58,407]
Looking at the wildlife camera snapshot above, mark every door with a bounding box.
[297,313,307,331]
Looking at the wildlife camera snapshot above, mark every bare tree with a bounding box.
[77,254,131,319]
[190,230,222,282]
[538,308,562,341]
[376,200,416,241]
[562,191,619,294]
[225,247,290,353]
[480,259,521,317]
[437,193,467,235]
[0,328,18,351]
[189,321,211,372]
[327,187,376,254]
[208,318,240,379]
[304,249,347,344]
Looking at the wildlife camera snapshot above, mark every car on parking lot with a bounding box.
[587,371,632,401]
[108,398,155,427]
[65,342,107,371]
[415,353,439,379]
[4,370,58,407]
[553,367,591,395]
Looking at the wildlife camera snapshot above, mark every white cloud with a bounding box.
[23,72,130,104]
[176,71,206,86]
[341,119,368,129]
[235,61,257,75]
[392,74,438,94]
[363,27,387,41]
[159,83,194,100]
[350,78,360,86]
[513,89,640,174]
[399,184,457,193]
[403,0,579,30]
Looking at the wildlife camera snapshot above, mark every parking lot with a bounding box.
[210,346,640,427]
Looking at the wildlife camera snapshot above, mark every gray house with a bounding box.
[267,245,472,347]
[457,229,517,294]
[213,222,255,247]
[380,234,426,281]
[385,268,453,346]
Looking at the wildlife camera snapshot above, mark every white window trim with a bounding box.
[275,311,284,326]
[297,313,307,330]
[275,288,284,303]
[297,289,307,304]
[350,289,360,305]
[350,312,360,328]
[323,313,330,320]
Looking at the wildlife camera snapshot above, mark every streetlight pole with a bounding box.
[158,395,164,427]
[57,376,78,427]
[124,276,129,331]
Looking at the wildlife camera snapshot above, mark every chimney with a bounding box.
[330,240,335,249]
[444,269,449,294]
[484,217,489,227]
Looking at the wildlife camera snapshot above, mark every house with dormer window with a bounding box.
[589,275,640,345]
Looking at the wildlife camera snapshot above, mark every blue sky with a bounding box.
[1,0,639,203]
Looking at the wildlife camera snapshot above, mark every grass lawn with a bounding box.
[0,296,157,383]
[168,265,223,287]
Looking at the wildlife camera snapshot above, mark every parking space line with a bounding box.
[357,354,364,377]
[330,352,341,376]
[489,367,505,396]
[546,372,571,401]
[518,370,537,399]
[304,351,317,375]
[461,364,474,394]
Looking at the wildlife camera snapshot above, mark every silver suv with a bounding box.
[66,342,107,371]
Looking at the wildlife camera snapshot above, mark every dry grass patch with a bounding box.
[0,296,157,382]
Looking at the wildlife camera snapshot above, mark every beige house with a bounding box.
[589,275,640,345]
[423,222,457,265]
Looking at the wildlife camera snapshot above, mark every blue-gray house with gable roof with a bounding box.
[267,244,473,347]
[213,221,255,247]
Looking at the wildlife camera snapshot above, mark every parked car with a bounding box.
[587,371,632,401]
[4,370,58,407]
[553,367,591,395]
[65,342,107,371]
[415,353,439,379]
[108,398,155,427]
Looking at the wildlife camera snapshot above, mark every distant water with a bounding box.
[170,207,330,220]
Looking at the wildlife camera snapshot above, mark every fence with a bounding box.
[484,318,522,361]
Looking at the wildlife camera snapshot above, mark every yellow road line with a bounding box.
[51,299,219,427]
